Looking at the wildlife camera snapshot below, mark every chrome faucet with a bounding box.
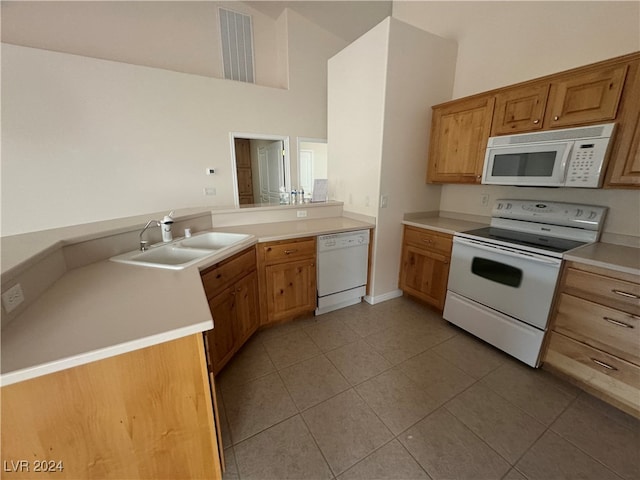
[139,219,160,251]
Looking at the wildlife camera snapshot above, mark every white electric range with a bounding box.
[444,199,608,367]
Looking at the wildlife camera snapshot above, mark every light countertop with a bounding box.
[1,216,373,386]
[402,216,488,235]
[564,242,640,276]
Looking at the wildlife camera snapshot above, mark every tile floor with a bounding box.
[215,296,640,480]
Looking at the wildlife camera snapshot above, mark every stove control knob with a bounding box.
[506,203,512,210]
[588,211,598,219]
[575,209,583,217]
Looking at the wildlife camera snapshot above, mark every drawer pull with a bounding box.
[284,249,298,255]
[612,289,640,299]
[590,358,618,371]
[422,239,433,244]
[602,316,634,329]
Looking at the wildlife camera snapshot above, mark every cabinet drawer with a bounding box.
[555,293,640,366]
[545,332,640,416]
[261,238,316,265]
[201,247,256,300]
[403,226,452,255]
[564,267,640,315]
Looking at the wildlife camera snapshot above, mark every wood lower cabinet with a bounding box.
[200,247,260,375]
[1,334,222,479]
[399,225,452,310]
[257,237,317,325]
[543,260,640,418]
[427,94,495,184]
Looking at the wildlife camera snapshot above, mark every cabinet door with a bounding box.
[207,287,236,375]
[427,95,495,184]
[545,64,628,128]
[265,258,316,323]
[492,83,549,135]
[235,271,260,345]
[399,244,450,310]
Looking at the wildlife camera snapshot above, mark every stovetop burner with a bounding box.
[461,227,588,254]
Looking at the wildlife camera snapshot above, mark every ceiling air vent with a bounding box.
[219,8,255,83]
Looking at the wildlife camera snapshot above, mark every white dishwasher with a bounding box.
[316,229,370,315]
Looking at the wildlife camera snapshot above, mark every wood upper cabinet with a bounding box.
[606,59,640,187]
[492,83,549,135]
[200,247,260,375]
[544,64,628,128]
[257,237,317,325]
[427,95,495,184]
[399,225,452,311]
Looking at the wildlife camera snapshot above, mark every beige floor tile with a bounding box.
[398,350,475,405]
[445,383,546,464]
[551,393,640,480]
[303,316,361,352]
[234,415,332,480]
[480,360,577,425]
[432,331,507,379]
[217,338,275,392]
[222,372,297,444]
[253,319,304,343]
[364,327,450,365]
[326,339,392,385]
[515,430,620,480]
[302,389,393,476]
[355,368,439,435]
[279,354,350,411]
[262,328,322,370]
[337,440,431,480]
[343,309,397,337]
[502,469,527,480]
[222,447,239,480]
[400,408,511,480]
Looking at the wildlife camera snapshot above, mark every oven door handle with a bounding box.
[454,237,561,266]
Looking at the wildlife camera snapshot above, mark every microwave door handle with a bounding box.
[559,143,573,181]
[455,237,560,265]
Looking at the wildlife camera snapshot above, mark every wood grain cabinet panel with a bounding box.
[258,237,317,326]
[492,83,549,135]
[399,226,452,311]
[545,64,628,128]
[544,260,640,418]
[200,246,260,375]
[1,334,222,480]
[427,95,495,184]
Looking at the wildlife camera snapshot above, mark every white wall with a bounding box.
[1,9,346,236]
[393,1,640,242]
[328,17,457,300]
[327,20,389,218]
[1,1,287,88]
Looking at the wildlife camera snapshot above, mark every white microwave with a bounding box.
[482,123,615,188]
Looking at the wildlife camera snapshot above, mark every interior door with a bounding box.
[258,140,285,203]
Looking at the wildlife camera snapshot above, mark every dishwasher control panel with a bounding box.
[317,230,370,252]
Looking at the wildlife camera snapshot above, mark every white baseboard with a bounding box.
[363,289,403,305]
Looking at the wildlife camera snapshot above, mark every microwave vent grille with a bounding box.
[491,124,614,146]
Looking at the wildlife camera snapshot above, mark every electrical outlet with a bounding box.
[481,194,490,207]
[203,187,216,195]
[296,210,307,218]
[2,283,24,313]
[380,195,389,208]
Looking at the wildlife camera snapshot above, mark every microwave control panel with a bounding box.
[565,138,610,187]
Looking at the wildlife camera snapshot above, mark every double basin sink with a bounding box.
[110,232,252,270]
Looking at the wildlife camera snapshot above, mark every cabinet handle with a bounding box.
[284,249,298,255]
[554,115,560,121]
[611,289,640,299]
[422,239,433,244]
[590,358,617,371]
[533,119,539,124]
[602,316,635,329]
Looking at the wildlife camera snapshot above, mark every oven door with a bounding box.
[447,237,561,329]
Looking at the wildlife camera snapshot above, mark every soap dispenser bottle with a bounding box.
[160,211,174,242]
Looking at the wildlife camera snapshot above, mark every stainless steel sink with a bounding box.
[110,232,253,270]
